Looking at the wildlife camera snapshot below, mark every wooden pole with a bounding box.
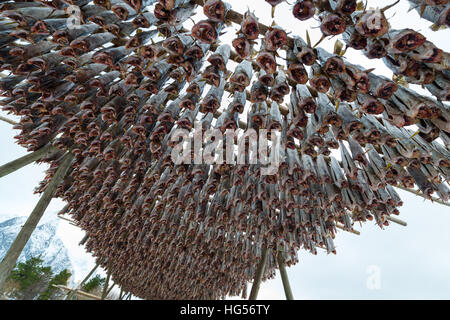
[0,144,58,179]
[0,116,18,125]
[277,251,294,300]
[119,288,124,300]
[101,270,111,300]
[66,262,100,300]
[0,152,74,290]
[336,222,360,235]
[248,246,268,300]
[53,285,102,300]
[395,186,450,207]
[106,283,116,297]
[386,215,407,226]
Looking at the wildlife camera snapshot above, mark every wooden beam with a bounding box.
[248,246,268,300]
[336,222,360,235]
[395,185,450,207]
[0,143,58,178]
[0,115,17,125]
[66,262,100,300]
[101,270,111,300]
[386,215,407,227]
[0,152,74,290]
[277,251,294,300]
[106,283,116,296]
[54,284,102,300]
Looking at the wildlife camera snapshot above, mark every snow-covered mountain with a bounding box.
[0,212,73,275]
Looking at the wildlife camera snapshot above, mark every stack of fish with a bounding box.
[0,0,448,299]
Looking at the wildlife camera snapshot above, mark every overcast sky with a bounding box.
[0,0,449,299]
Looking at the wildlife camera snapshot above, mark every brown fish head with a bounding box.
[348,32,367,50]
[361,96,384,114]
[323,56,346,75]
[292,0,315,21]
[111,5,130,20]
[365,38,388,59]
[310,75,331,93]
[133,14,151,28]
[389,30,426,53]
[191,20,218,44]
[320,14,347,36]
[230,72,250,87]
[154,3,171,21]
[232,36,251,59]
[288,63,308,84]
[139,45,160,60]
[256,51,277,74]
[185,45,205,60]
[105,24,121,37]
[163,36,184,56]
[203,0,227,22]
[335,0,357,15]
[31,20,51,35]
[375,81,398,99]
[241,11,259,40]
[265,27,288,51]
[208,53,227,71]
[355,10,389,38]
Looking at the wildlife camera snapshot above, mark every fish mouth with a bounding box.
[336,88,356,102]
[133,15,150,28]
[366,40,387,59]
[144,67,161,81]
[111,5,129,20]
[259,74,274,86]
[139,45,158,60]
[256,52,277,74]
[310,76,331,93]
[376,82,398,99]
[31,21,50,35]
[363,99,384,114]
[180,99,196,111]
[298,98,317,113]
[337,0,357,15]
[230,73,250,87]
[349,33,367,50]
[251,90,268,103]
[266,29,287,51]
[187,83,201,95]
[242,21,259,40]
[321,14,347,36]
[288,64,308,84]
[297,48,316,66]
[203,0,226,22]
[192,20,218,44]
[232,37,251,59]
[292,1,315,21]
[231,103,244,113]
[185,46,205,60]
[324,57,346,75]
[356,11,388,38]
[354,75,370,93]
[392,32,426,53]
[208,54,227,71]
[70,39,90,52]
[154,3,171,21]
[163,37,184,56]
